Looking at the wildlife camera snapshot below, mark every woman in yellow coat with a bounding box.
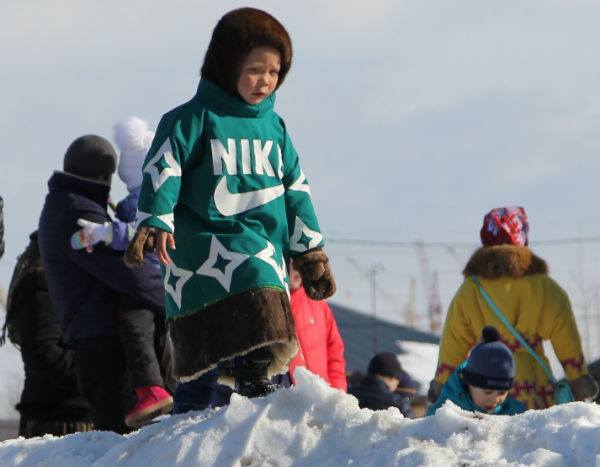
[429,207,598,409]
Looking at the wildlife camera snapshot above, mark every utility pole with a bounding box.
[404,277,416,327]
[345,257,403,316]
[415,240,443,334]
[429,271,442,334]
[369,263,385,355]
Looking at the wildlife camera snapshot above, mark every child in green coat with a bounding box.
[125,8,335,399]
[428,326,525,416]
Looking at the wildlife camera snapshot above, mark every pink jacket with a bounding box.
[288,288,347,391]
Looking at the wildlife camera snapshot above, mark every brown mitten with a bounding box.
[427,379,443,403]
[125,226,157,267]
[568,374,599,401]
[293,248,336,300]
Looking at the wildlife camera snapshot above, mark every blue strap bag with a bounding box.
[471,276,575,405]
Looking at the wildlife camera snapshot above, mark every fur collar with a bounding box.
[463,245,548,279]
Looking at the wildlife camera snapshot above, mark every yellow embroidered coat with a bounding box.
[434,245,588,409]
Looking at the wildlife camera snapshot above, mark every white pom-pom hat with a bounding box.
[114,116,155,191]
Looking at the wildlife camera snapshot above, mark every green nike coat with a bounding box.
[136,80,324,380]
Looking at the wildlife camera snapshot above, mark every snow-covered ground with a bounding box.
[1,368,598,467]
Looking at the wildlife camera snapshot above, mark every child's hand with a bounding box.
[156,230,176,265]
[293,249,336,300]
[70,219,113,253]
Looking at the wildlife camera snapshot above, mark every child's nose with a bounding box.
[259,73,271,86]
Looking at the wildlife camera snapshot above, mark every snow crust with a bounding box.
[1,368,599,466]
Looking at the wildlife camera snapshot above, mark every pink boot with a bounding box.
[125,386,173,428]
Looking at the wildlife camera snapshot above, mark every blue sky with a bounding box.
[2,1,600,357]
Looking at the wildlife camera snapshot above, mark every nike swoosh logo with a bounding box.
[214,177,285,216]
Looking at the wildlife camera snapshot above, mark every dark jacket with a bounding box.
[37,171,164,344]
[349,374,414,417]
[6,232,91,422]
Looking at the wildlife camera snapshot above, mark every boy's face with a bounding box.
[237,46,281,105]
[468,385,509,413]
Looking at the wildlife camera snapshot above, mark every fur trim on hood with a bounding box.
[463,245,548,279]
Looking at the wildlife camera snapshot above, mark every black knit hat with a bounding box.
[368,352,404,380]
[63,135,117,179]
[462,326,515,390]
[201,8,293,97]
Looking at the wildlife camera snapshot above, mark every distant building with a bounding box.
[329,302,440,374]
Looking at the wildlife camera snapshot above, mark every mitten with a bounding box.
[70,218,113,252]
[568,374,599,401]
[427,379,443,403]
[125,226,156,267]
[292,248,336,300]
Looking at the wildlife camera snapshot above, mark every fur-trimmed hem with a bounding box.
[463,245,548,279]
[178,338,299,387]
[169,288,297,382]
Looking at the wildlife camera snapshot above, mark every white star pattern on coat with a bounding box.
[290,217,322,252]
[164,262,193,309]
[288,170,311,195]
[134,210,152,229]
[143,139,181,192]
[276,144,284,179]
[196,236,249,292]
[255,241,286,286]
[157,213,175,232]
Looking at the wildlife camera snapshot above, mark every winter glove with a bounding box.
[292,248,336,300]
[125,226,157,267]
[70,218,113,252]
[427,379,443,403]
[568,374,599,401]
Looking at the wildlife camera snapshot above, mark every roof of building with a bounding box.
[329,301,440,372]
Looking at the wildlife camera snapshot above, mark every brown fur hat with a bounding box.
[201,8,293,97]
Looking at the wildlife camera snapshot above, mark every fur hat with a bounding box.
[462,326,515,390]
[201,8,292,97]
[480,206,529,247]
[114,116,155,192]
[63,135,116,180]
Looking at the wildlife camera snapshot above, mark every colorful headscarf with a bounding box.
[480,206,529,247]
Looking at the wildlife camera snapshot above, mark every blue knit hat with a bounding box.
[462,326,515,390]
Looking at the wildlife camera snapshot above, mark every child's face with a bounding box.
[237,46,281,105]
[468,386,509,413]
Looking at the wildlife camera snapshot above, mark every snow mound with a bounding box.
[1,368,599,466]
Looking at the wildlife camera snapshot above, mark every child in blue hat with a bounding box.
[427,326,525,416]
